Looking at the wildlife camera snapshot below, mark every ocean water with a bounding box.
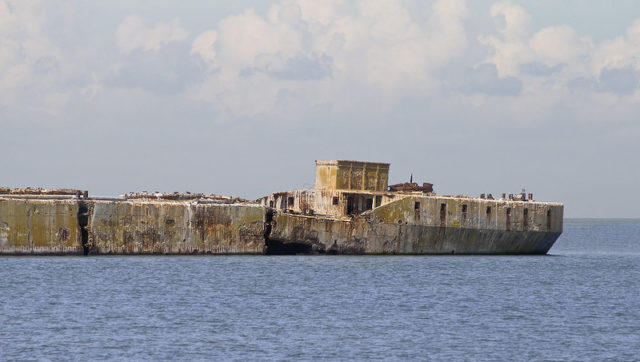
[1,219,639,361]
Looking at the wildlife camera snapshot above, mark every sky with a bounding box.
[1,0,639,218]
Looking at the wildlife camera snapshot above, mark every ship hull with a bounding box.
[1,195,563,255]
[267,213,561,255]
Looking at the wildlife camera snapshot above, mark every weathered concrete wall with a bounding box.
[0,197,82,254]
[268,195,563,254]
[314,160,389,192]
[0,198,266,255]
[87,200,265,254]
[372,196,563,233]
[0,193,563,255]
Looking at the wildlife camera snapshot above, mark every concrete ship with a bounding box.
[0,160,563,255]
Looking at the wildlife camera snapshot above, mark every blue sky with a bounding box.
[1,0,639,217]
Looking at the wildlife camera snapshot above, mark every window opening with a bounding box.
[440,203,446,226]
[365,198,373,210]
[347,196,356,215]
[506,207,511,231]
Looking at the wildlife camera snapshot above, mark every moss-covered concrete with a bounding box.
[0,197,266,255]
[87,201,265,254]
[0,198,82,254]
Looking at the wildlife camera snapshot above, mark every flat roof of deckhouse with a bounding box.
[315,160,390,166]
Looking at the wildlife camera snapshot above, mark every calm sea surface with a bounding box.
[1,219,639,361]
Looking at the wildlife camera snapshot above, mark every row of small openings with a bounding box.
[440,204,553,232]
[270,196,295,209]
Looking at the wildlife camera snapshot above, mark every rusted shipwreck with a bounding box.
[0,161,563,255]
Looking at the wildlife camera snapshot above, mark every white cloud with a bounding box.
[188,0,470,118]
[479,2,534,77]
[479,0,640,102]
[0,0,73,119]
[116,15,188,54]
[490,0,531,40]
[191,30,218,63]
[590,19,640,75]
[4,0,640,128]
[529,26,590,66]
[184,0,640,125]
